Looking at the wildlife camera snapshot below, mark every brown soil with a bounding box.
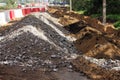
[72,56,120,80]
[74,26,120,59]
[48,7,69,18]
[48,7,120,80]
[48,7,120,60]
[48,7,116,34]
[0,65,57,80]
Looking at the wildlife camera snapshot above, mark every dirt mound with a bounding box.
[72,56,120,80]
[0,15,34,36]
[49,7,120,79]
[48,7,120,60]
[0,14,78,70]
[48,7,68,18]
[0,13,90,80]
[60,19,120,59]
[48,7,116,34]
[59,15,79,26]
[73,26,120,59]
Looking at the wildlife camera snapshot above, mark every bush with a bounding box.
[107,14,120,21]
[114,21,120,29]
[5,0,17,9]
[73,0,120,15]
[0,6,5,10]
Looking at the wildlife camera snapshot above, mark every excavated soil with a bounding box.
[48,7,120,60]
[48,7,116,34]
[72,56,120,80]
[74,27,120,59]
[1,7,120,80]
[48,7,120,80]
[0,14,89,80]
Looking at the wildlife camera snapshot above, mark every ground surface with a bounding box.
[0,7,120,80]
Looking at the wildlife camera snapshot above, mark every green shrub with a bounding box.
[73,0,120,15]
[0,6,5,10]
[91,14,102,18]
[114,21,120,29]
[107,14,120,21]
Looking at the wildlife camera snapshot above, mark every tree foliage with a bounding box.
[6,0,16,5]
[5,0,17,9]
[72,0,91,11]
[72,0,120,15]
[0,0,5,3]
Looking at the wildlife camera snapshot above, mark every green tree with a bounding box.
[5,0,17,9]
[0,0,5,3]
[72,0,91,11]
[72,0,120,15]
[6,0,16,5]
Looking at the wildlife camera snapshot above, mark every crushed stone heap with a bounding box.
[0,14,78,71]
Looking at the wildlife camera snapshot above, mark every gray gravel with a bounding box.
[0,14,79,71]
[84,56,120,71]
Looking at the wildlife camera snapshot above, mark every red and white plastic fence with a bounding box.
[0,12,7,25]
[0,6,46,26]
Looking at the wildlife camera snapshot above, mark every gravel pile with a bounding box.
[0,14,78,71]
[84,56,120,71]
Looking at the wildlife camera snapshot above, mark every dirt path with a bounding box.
[0,65,90,80]
[52,68,90,80]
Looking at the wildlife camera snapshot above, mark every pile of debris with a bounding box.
[48,7,120,80]
[0,12,93,80]
[72,56,120,80]
[1,7,120,80]
[48,7,120,60]
[0,14,80,72]
[48,7,116,34]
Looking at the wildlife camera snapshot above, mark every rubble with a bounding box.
[84,56,120,70]
[0,12,92,80]
[0,7,120,80]
[48,7,120,80]
[72,56,120,80]
[0,15,77,70]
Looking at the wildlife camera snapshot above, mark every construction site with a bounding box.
[0,5,120,80]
